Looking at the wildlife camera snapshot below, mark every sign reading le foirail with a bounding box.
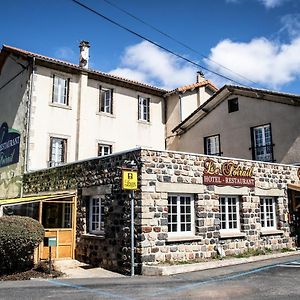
[203,159,255,187]
[0,122,21,168]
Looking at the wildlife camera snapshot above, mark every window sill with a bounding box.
[96,112,115,118]
[219,232,246,239]
[49,103,72,110]
[81,233,105,239]
[260,229,284,236]
[138,120,151,125]
[167,235,202,242]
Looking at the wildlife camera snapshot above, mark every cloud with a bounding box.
[226,0,289,8]
[109,41,198,90]
[279,14,300,39]
[259,0,288,8]
[54,47,76,62]
[205,37,300,89]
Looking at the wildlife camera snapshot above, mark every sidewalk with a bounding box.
[142,250,300,276]
[52,251,300,278]
[53,260,125,279]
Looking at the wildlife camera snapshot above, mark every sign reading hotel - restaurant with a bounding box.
[203,159,255,187]
[122,169,138,190]
[0,122,20,168]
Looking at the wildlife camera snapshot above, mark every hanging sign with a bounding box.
[122,169,138,190]
[203,159,255,187]
[0,122,20,168]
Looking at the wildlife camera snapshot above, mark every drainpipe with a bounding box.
[21,56,35,197]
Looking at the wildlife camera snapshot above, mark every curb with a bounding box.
[142,250,300,276]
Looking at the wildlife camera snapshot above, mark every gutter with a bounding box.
[24,56,35,175]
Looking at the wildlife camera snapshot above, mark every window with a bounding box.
[228,98,239,113]
[42,202,72,229]
[99,87,113,114]
[204,135,221,156]
[138,96,150,122]
[260,197,276,230]
[49,137,67,167]
[98,144,112,157]
[168,194,194,236]
[89,196,105,234]
[251,124,273,162]
[220,196,240,231]
[52,75,69,105]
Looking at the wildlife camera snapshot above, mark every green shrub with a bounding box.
[0,216,44,274]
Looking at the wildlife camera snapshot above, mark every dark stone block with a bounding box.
[157,233,168,240]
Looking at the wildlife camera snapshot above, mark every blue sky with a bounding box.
[1,0,300,93]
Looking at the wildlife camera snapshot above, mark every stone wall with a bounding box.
[138,149,299,267]
[23,149,142,275]
[22,148,300,274]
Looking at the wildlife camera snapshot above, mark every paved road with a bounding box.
[1,254,300,300]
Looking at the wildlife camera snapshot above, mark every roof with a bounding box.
[172,84,300,134]
[1,45,167,96]
[166,79,218,96]
[0,192,75,206]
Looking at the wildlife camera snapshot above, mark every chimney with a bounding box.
[196,71,205,83]
[79,40,90,68]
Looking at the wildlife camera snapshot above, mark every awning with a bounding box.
[287,183,300,193]
[0,193,76,206]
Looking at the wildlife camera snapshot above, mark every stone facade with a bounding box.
[138,149,298,267]
[23,148,300,274]
[23,149,142,275]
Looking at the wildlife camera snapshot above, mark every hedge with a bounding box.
[0,216,44,274]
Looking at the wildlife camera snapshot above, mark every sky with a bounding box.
[1,0,300,93]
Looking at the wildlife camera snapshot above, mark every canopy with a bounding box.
[287,183,300,193]
[0,193,75,206]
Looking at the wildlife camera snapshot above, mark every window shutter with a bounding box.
[99,86,103,112]
[138,95,141,120]
[52,75,56,103]
[110,89,113,114]
[66,78,70,105]
[49,137,54,165]
[250,127,255,160]
[147,98,150,122]
[62,139,67,163]
[203,137,208,155]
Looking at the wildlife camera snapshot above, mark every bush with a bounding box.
[0,216,44,274]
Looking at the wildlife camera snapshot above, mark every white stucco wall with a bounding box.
[0,54,30,197]
[170,95,300,164]
[27,66,79,170]
[26,66,165,170]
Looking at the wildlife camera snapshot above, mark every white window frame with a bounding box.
[260,197,277,230]
[204,135,221,156]
[89,196,105,235]
[99,87,113,114]
[98,143,112,157]
[49,137,67,167]
[168,194,195,237]
[219,196,240,233]
[252,124,273,162]
[138,96,150,122]
[52,75,69,105]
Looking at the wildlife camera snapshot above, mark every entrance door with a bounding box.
[40,200,76,259]
[289,190,300,248]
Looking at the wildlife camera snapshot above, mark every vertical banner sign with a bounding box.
[122,169,138,190]
[0,122,20,168]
